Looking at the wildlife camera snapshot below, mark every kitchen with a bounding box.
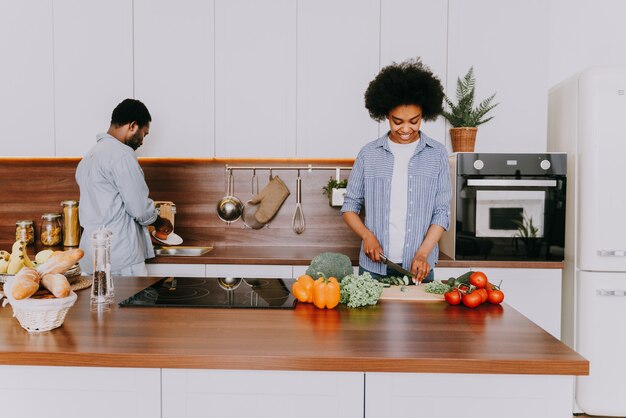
[0,1,624,417]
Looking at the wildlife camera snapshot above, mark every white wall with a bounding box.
[0,0,623,157]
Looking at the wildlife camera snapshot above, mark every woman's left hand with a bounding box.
[410,254,431,284]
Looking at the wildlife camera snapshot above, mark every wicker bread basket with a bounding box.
[1,278,77,333]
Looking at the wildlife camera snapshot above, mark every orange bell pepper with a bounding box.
[292,274,315,303]
[313,276,341,309]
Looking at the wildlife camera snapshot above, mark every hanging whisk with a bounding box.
[292,170,305,234]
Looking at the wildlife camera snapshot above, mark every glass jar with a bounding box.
[40,213,62,246]
[61,200,80,247]
[15,220,34,245]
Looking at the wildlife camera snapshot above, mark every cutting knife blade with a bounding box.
[378,253,418,284]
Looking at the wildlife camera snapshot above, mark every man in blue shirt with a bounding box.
[341,58,451,284]
[76,99,172,276]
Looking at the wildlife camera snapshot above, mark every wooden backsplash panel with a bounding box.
[0,158,360,249]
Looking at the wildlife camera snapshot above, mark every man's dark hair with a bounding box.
[364,58,444,122]
[111,98,152,127]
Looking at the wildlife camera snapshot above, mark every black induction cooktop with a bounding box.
[119,277,297,309]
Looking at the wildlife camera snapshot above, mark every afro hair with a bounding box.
[364,58,444,122]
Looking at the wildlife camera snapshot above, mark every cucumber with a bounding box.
[455,271,474,286]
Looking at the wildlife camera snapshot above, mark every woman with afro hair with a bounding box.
[341,58,451,284]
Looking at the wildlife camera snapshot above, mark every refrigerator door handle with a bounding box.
[596,289,626,296]
[597,249,626,257]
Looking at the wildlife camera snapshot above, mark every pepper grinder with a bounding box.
[91,227,114,307]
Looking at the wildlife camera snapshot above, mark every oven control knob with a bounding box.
[540,159,551,170]
[473,160,484,170]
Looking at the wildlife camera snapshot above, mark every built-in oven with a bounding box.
[440,153,567,261]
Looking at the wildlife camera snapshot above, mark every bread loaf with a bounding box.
[41,273,71,298]
[36,248,84,276]
[10,267,41,300]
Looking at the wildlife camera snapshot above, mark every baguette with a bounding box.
[36,248,84,276]
[10,267,41,300]
[41,273,71,298]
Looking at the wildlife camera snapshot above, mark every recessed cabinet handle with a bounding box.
[596,289,626,297]
[598,250,626,257]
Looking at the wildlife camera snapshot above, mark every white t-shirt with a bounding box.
[387,138,419,262]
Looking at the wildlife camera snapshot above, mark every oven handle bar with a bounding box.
[467,179,557,187]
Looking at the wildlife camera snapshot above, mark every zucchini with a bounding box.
[454,271,474,286]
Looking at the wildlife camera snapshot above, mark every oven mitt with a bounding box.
[250,176,290,224]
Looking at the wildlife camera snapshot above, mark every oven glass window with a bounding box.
[489,207,523,230]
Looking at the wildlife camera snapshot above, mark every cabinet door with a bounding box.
[366,372,574,418]
[0,366,160,418]
[380,0,448,148]
[0,1,54,156]
[438,267,561,338]
[205,264,293,278]
[134,0,215,157]
[53,0,134,157]
[163,369,364,418]
[214,0,296,157]
[447,0,549,153]
[146,263,206,277]
[296,0,380,158]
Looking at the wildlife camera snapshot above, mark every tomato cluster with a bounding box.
[444,271,504,308]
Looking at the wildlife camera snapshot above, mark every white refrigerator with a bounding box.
[548,66,626,416]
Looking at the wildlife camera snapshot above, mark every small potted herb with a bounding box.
[322,177,348,207]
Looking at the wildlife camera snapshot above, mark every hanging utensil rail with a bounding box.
[224,164,352,174]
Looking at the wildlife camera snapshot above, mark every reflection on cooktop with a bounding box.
[119,277,297,309]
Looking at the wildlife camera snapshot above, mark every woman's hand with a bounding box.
[363,230,383,262]
[410,253,431,284]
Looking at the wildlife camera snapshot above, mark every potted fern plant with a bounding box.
[442,67,499,152]
[322,177,348,207]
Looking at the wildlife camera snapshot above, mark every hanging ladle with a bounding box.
[216,170,243,224]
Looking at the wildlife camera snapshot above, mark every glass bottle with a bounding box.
[15,220,34,245]
[91,227,114,306]
[61,200,80,247]
[40,213,63,246]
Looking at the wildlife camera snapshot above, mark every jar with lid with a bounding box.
[61,200,80,247]
[40,213,62,246]
[15,220,34,245]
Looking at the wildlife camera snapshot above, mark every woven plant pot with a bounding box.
[450,127,478,152]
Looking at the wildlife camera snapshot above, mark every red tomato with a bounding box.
[444,289,462,305]
[462,291,483,308]
[475,288,488,304]
[488,290,505,304]
[469,271,488,289]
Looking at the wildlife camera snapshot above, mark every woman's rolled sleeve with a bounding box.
[430,151,452,230]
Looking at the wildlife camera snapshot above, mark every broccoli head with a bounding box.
[305,252,353,282]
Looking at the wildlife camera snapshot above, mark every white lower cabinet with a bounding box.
[0,366,160,418]
[365,372,574,418]
[437,267,562,338]
[162,369,364,418]
[146,263,206,277]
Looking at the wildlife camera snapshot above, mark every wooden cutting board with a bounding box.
[379,285,445,302]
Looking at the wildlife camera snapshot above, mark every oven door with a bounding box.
[456,178,565,260]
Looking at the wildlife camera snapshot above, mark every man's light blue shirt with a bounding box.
[75,133,157,274]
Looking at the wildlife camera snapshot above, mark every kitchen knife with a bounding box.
[378,253,419,284]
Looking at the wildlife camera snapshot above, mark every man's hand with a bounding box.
[410,253,431,284]
[152,216,173,235]
[363,230,383,262]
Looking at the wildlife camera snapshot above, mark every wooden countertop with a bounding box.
[147,245,564,269]
[0,277,586,375]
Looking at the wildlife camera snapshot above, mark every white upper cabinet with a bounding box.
[134,0,215,157]
[214,0,297,158]
[0,1,54,156]
[380,0,448,150]
[447,0,549,153]
[53,0,134,157]
[296,0,380,159]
